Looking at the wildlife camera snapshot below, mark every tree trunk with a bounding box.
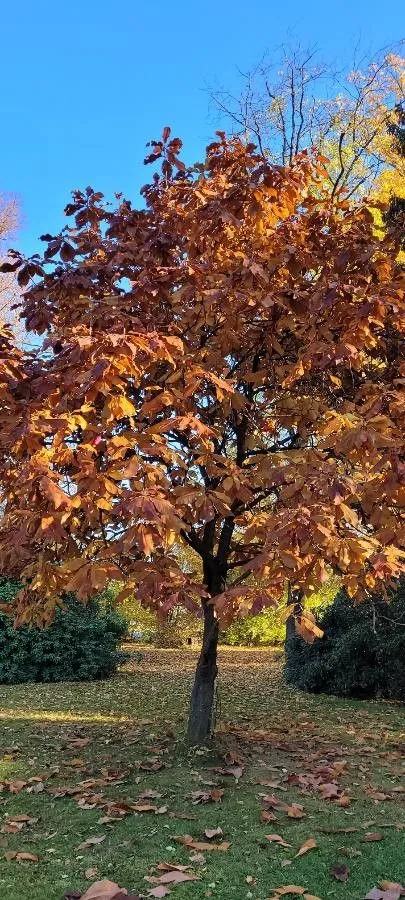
[187,565,224,745]
[285,583,303,646]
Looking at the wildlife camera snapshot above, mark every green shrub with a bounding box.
[285,582,405,700]
[0,579,128,684]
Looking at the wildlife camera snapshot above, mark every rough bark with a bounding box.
[285,583,303,646]
[187,563,225,745]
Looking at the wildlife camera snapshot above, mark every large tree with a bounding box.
[211,46,404,200]
[0,132,404,742]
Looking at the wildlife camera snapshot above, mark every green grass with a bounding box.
[0,647,403,900]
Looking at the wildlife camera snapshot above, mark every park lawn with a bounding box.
[0,647,403,900]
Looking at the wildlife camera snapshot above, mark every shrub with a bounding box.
[285,581,405,700]
[0,579,128,684]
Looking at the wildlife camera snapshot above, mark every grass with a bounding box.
[0,646,403,900]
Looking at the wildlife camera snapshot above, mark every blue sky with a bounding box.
[1,0,403,257]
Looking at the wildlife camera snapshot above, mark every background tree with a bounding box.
[375,101,405,260]
[0,193,22,340]
[0,131,404,743]
[211,45,404,199]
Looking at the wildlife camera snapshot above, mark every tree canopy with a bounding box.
[212,47,404,200]
[0,130,404,739]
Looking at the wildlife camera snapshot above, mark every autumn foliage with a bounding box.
[0,130,404,739]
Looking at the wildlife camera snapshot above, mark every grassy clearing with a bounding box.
[0,646,403,900]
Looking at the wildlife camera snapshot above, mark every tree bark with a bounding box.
[285,583,303,646]
[187,564,225,745]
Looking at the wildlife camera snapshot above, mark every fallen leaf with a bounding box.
[265,834,291,848]
[362,832,384,842]
[138,790,163,800]
[331,864,350,882]
[256,778,285,789]
[147,888,171,898]
[285,804,306,819]
[172,834,230,852]
[5,779,27,793]
[148,871,198,885]
[188,851,205,865]
[80,881,130,900]
[269,887,306,896]
[4,851,39,862]
[156,863,191,873]
[189,789,224,804]
[77,835,106,851]
[85,867,99,879]
[295,838,317,857]
[68,738,92,750]
[203,828,223,840]
[261,810,277,823]
[364,889,404,900]
[319,782,340,799]
[210,765,244,779]
[140,760,164,772]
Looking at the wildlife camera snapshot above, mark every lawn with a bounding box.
[0,647,403,900]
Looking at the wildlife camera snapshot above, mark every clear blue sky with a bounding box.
[1,0,403,257]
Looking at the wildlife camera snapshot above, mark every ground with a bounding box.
[0,647,403,900]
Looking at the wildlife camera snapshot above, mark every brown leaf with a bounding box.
[265,833,291,848]
[172,834,230,852]
[85,866,99,879]
[270,887,306,896]
[4,851,39,862]
[261,809,277,823]
[362,832,384,842]
[68,738,92,750]
[149,871,198,885]
[210,765,244,779]
[285,804,306,818]
[364,889,404,900]
[331,864,350,882]
[5,779,27,793]
[76,834,106,851]
[156,863,191,873]
[147,888,171,898]
[80,881,129,900]
[295,838,317,857]
[189,789,223,804]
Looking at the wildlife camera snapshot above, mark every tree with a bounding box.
[0,194,22,339]
[0,131,404,743]
[211,45,404,199]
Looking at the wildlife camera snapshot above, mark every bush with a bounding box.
[0,579,128,684]
[285,582,405,700]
